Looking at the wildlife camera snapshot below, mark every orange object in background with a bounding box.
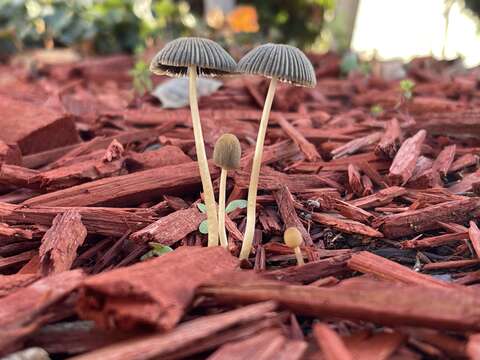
[227,5,259,33]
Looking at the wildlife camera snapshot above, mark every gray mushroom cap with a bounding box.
[236,43,316,87]
[150,37,237,77]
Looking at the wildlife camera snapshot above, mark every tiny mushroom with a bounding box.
[236,44,316,259]
[213,133,242,248]
[283,226,305,266]
[150,38,237,247]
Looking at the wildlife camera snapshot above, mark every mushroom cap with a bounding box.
[284,227,303,248]
[236,43,316,87]
[150,37,237,77]
[213,133,242,170]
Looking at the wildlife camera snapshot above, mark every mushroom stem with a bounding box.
[240,77,278,259]
[188,65,219,247]
[218,168,228,248]
[294,246,305,266]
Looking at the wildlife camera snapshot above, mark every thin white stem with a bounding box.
[218,168,228,248]
[189,65,219,247]
[294,246,305,266]
[240,77,278,260]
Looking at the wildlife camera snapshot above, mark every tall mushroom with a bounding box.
[150,38,236,247]
[236,44,316,259]
[213,133,242,248]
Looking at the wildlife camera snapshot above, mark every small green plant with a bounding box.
[130,46,153,96]
[197,200,247,235]
[140,242,173,261]
[399,79,415,100]
[370,104,384,117]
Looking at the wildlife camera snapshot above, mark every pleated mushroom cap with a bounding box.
[213,133,242,171]
[150,37,237,77]
[237,43,316,87]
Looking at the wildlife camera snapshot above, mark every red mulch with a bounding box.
[0,52,480,359]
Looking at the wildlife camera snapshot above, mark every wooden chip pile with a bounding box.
[0,53,480,359]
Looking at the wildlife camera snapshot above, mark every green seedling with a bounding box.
[399,79,415,100]
[236,43,316,260]
[284,227,304,266]
[370,104,384,117]
[197,199,247,235]
[140,242,173,261]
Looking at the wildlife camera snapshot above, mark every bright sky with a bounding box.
[351,0,480,67]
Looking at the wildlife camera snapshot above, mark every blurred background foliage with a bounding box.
[0,0,336,58]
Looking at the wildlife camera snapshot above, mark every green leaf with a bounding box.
[199,220,209,234]
[225,199,248,213]
[140,243,173,261]
[197,203,207,213]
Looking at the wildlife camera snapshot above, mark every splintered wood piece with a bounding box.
[235,167,342,193]
[343,331,405,360]
[77,246,238,331]
[448,153,478,173]
[375,118,401,159]
[347,251,452,289]
[422,259,480,270]
[347,164,364,196]
[23,161,220,207]
[0,273,39,298]
[0,141,22,166]
[0,269,85,354]
[432,145,456,178]
[401,232,468,249]
[331,132,381,159]
[276,115,322,161]
[31,151,126,191]
[126,145,192,170]
[467,334,480,360]
[274,185,313,246]
[333,199,375,224]
[388,130,427,185]
[311,213,383,238]
[0,95,80,154]
[39,210,87,275]
[199,280,480,331]
[375,198,480,238]
[469,221,480,258]
[0,250,37,272]
[264,254,350,284]
[0,165,40,188]
[208,328,307,360]
[313,323,353,360]
[448,169,480,194]
[130,208,205,245]
[349,186,406,209]
[0,202,157,237]
[70,301,277,360]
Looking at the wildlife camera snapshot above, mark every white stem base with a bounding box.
[218,168,228,248]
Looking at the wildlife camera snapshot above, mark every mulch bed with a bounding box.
[1,52,480,359]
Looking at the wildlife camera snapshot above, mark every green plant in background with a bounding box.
[197,200,247,235]
[241,0,335,48]
[130,46,152,95]
[0,0,188,56]
[370,104,384,117]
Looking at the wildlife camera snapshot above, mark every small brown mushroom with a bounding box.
[237,44,316,259]
[213,134,242,248]
[150,38,236,247]
[283,227,305,266]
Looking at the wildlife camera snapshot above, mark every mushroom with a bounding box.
[213,133,242,248]
[150,38,237,247]
[236,44,316,259]
[283,227,305,266]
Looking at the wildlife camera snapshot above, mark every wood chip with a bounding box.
[388,130,426,185]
